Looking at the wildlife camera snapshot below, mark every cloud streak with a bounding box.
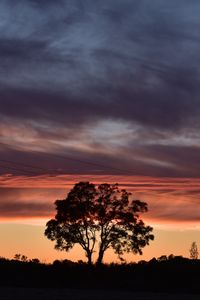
[0,175,200,226]
[1,0,200,130]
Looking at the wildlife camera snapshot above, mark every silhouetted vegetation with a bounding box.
[0,256,199,294]
[190,242,199,259]
[45,182,154,264]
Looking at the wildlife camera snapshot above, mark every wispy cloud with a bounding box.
[0,175,200,227]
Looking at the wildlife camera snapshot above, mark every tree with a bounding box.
[13,253,28,262]
[45,182,154,264]
[14,254,21,261]
[189,242,198,259]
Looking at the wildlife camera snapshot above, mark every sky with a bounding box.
[0,0,200,263]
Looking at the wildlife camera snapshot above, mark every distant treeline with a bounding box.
[0,256,199,293]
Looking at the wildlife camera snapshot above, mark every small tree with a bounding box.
[45,182,154,264]
[13,254,28,262]
[14,254,21,261]
[190,242,198,259]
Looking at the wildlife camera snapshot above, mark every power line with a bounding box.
[0,157,120,179]
[0,141,134,175]
[0,163,119,185]
[0,164,39,176]
[41,152,132,175]
[0,158,64,175]
[0,161,120,183]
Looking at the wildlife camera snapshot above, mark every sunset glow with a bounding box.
[0,173,199,262]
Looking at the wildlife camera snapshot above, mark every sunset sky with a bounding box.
[0,0,200,263]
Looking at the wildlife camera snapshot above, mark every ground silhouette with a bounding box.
[0,255,199,295]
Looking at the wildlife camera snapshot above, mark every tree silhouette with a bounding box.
[45,182,154,264]
[14,254,21,261]
[189,242,199,259]
[13,254,27,261]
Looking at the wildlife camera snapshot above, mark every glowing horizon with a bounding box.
[0,174,200,263]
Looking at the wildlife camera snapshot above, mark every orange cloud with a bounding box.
[0,174,200,229]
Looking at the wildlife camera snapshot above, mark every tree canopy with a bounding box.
[45,182,154,264]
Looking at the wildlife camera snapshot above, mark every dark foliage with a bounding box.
[190,242,199,260]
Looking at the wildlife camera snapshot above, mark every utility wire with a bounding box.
[0,164,40,176]
[0,141,134,175]
[0,158,64,175]
[42,152,132,175]
[0,163,119,185]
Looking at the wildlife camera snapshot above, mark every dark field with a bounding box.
[0,287,200,300]
[0,257,199,299]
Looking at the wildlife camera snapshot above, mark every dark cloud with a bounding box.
[0,187,65,217]
[0,82,199,130]
[0,0,200,178]
[0,38,48,59]
[1,140,200,178]
[0,201,52,217]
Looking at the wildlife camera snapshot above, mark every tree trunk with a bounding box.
[96,248,104,265]
[86,251,92,265]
